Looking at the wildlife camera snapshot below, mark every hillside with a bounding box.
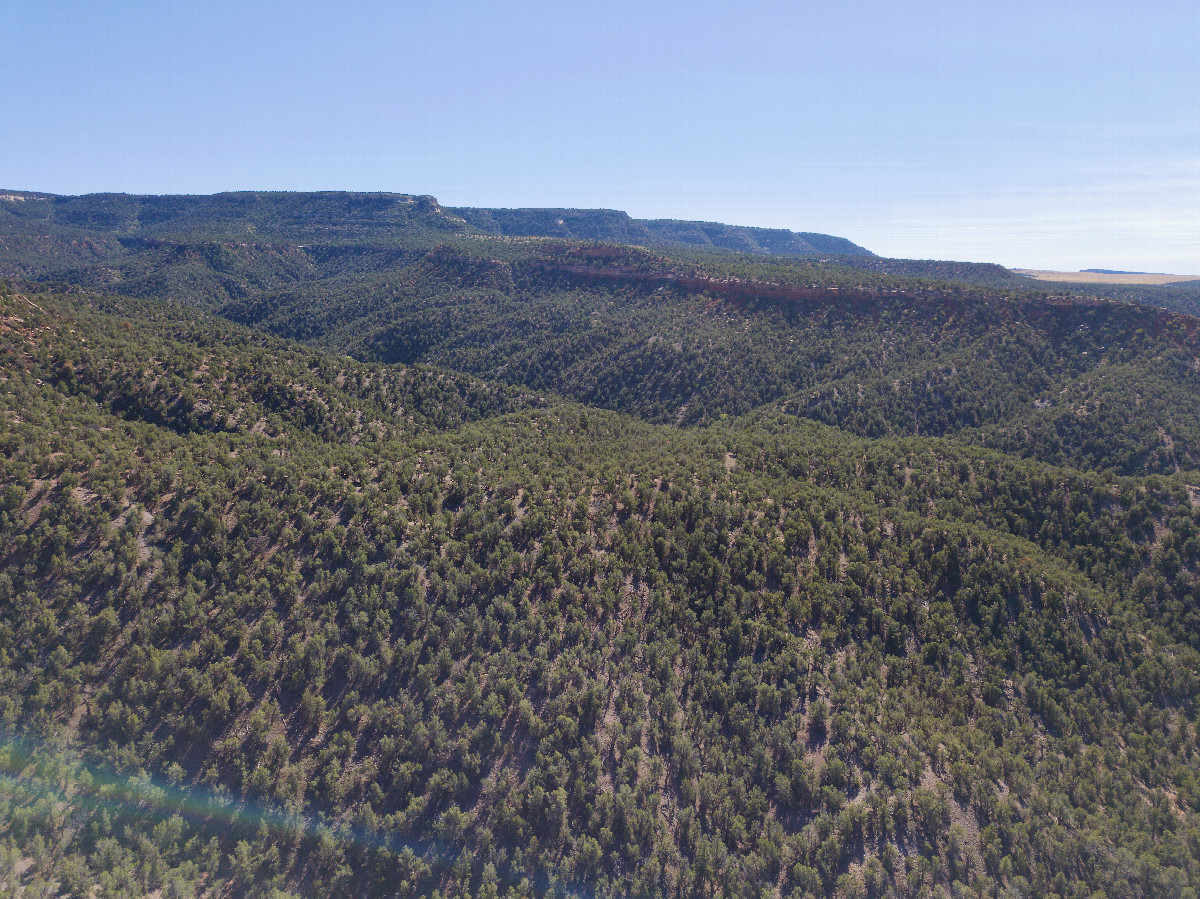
[2,192,1200,899]
[1029,279,1200,320]
[220,243,1200,479]
[830,257,1031,289]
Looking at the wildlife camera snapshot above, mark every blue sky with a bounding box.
[3,0,1197,272]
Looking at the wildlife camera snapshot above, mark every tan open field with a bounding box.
[1016,269,1200,286]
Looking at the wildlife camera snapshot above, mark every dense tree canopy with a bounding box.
[1,193,1199,898]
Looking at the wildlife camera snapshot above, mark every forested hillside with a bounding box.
[218,243,1200,479]
[1040,279,1200,320]
[2,192,1200,899]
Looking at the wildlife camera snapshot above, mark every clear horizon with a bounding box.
[3,0,1197,273]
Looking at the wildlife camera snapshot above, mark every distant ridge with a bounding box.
[0,189,468,242]
[0,189,872,258]
[448,206,874,257]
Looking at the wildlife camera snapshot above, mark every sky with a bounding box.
[3,0,1198,273]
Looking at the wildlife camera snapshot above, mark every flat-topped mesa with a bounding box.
[448,205,873,257]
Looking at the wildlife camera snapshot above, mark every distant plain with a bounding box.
[1016,268,1200,285]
